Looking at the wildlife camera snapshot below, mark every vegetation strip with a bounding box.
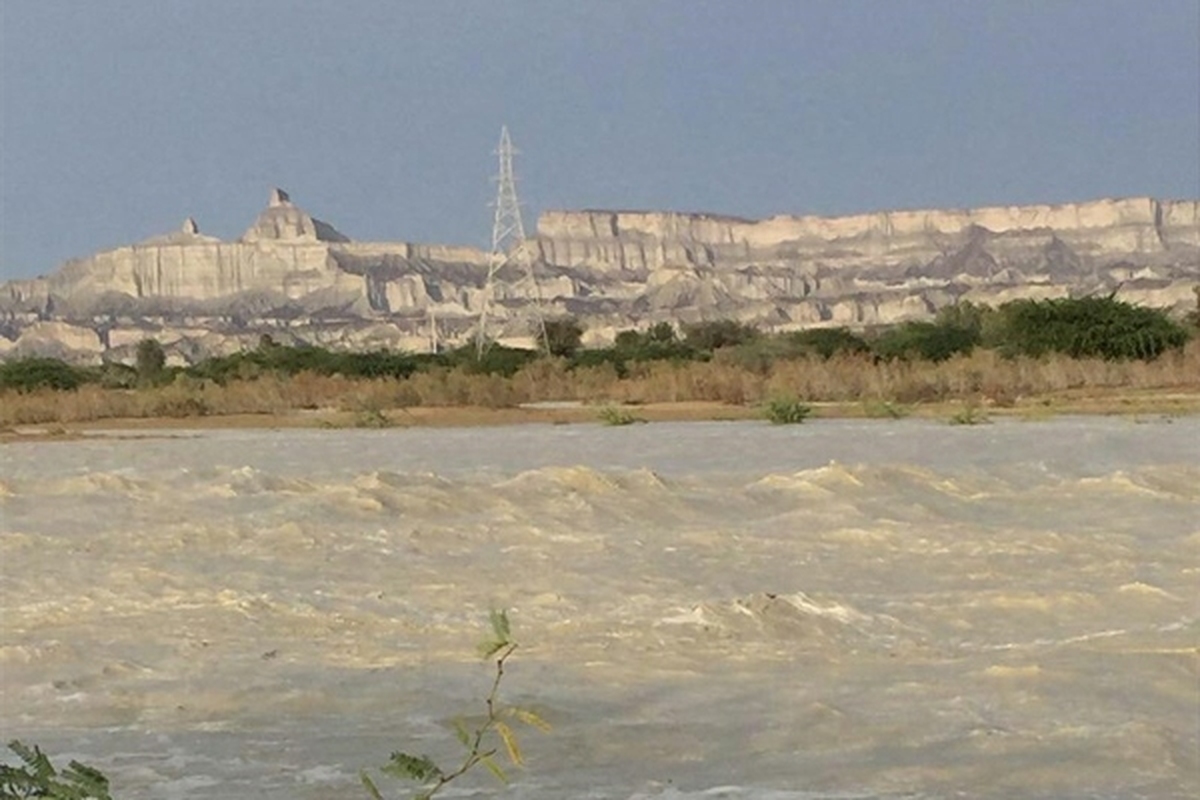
[2,297,1197,427]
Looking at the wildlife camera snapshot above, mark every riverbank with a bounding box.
[4,385,1198,443]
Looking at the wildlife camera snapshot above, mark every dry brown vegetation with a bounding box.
[3,339,1199,428]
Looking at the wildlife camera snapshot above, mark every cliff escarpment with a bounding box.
[2,189,1196,364]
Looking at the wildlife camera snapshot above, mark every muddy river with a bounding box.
[2,417,1197,798]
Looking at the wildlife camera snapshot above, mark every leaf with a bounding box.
[480,754,508,784]
[2,741,113,800]
[9,740,55,780]
[511,707,553,732]
[494,720,523,766]
[63,761,113,799]
[489,609,511,642]
[360,771,385,800]
[380,752,443,782]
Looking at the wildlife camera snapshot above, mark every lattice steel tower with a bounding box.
[476,125,545,355]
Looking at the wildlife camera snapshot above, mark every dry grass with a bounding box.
[3,341,1199,428]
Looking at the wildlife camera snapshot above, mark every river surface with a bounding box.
[2,417,1197,799]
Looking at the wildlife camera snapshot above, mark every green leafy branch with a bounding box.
[1,740,112,800]
[361,610,549,800]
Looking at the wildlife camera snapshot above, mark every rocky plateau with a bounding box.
[2,187,1197,365]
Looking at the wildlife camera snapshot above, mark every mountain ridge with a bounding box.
[2,190,1196,364]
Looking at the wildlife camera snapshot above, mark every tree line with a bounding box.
[1,295,1194,393]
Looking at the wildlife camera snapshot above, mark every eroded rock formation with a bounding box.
[1,188,1196,364]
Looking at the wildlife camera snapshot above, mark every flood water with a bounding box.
[2,417,1197,799]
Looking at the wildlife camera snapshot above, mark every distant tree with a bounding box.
[872,321,979,362]
[609,323,697,363]
[647,321,677,343]
[787,327,871,360]
[682,319,760,352]
[613,329,643,351]
[135,338,167,385]
[541,317,584,358]
[935,301,993,337]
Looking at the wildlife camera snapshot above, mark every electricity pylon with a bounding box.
[476,125,546,355]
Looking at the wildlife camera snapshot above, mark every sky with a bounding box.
[1,0,1198,279]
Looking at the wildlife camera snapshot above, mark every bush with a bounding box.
[763,395,812,424]
[948,403,990,426]
[135,339,167,386]
[935,301,993,338]
[681,319,760,352]
[597,405,645,426]
[0,358,86,392]
[786,327,871,360]
[188,343,423,384]
[541,317,585,358]
[440,344,538,378]
[990,295,1189,361]
[613,324,698,362]
[95,362,138,389]
[570,323,701,377]
[872,321,979,363]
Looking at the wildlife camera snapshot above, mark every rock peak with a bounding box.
[243,189,349,243]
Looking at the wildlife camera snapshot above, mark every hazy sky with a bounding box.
[2,0,1198,279]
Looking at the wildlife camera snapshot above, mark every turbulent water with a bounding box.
[1,418,1197,799]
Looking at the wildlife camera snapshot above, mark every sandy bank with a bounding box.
[3,388,1198,443]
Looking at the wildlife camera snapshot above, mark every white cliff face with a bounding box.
[542,198,1200,249]
[1,192,1196,363]
[537,198,1200,268]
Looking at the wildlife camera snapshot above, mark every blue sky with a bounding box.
[2,0,1198,279]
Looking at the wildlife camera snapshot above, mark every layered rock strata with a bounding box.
[2,190,1196,364]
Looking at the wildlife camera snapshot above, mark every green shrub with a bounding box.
[134,339,167,386]
[681,319,760,352]
[353,407,393,429]
[0,358,86,392]
[862,400,910,419]
[785,327,871,360]
[612,324,698,362]
[188,343,423,384]
[948,403,990,425]
[439,345,538,378]
[934,301,994,338]
[541,317,585,358]
[990,295,1189,361]
[597,406,645,426]
[872,321,979,362]
[95,362,138,389]
[763,395,812,424]
[568,323,702,377]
